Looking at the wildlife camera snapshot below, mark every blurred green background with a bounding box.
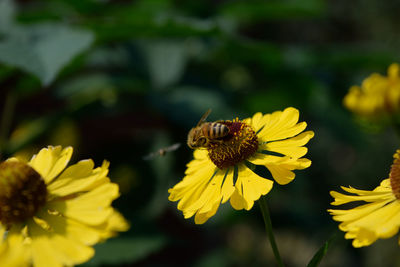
[1,0,400,266]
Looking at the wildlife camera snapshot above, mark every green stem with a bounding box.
[0,91,16,160]
[259,195,285,267]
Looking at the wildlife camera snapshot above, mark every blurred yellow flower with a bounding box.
[0,146,129,267]
[328,149,400,247]
[169,107,314,224]
[344,63,400,117]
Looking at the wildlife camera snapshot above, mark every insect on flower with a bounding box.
[187,109,230,149]
[143,143,181,160]
[169,107,314,224]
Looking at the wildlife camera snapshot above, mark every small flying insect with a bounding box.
[187,109,230,149]
[143,143,181,160]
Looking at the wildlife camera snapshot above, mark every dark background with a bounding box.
[1,0,400,266]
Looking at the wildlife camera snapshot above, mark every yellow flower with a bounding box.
[168,107,314,224]
[343,63,400,117]
[0,230,29,267]
[328,149,400,247]
[0,146,129,267]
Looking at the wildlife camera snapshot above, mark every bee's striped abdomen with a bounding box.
[209,122,229,139]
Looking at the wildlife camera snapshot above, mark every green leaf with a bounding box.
[307,235,335,267]
[0,23,93,85]
[140,40,188,89]
[85,237,167,266]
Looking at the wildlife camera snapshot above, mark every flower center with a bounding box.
[208,119,258,169]
[390,150,400,200]
[0,161,47,227]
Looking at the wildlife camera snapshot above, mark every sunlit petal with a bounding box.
[29,146,73,184]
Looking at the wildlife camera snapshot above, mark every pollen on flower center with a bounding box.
[0,161,47,227]
[390,150,400,199]
[208,119,258,169]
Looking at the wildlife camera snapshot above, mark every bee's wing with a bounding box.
[196,109,212,126]
[143,152,158,160]
[164,143,181,152]
[143,143,181,160]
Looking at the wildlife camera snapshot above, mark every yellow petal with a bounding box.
[47,160,109,197]
[169,161,216,203]
[29,220,94,267]
[248,112,268,133]
[257,107,307,142]
[340,202,400,247]
[29,146,73,184]
[0,231,30,267]
[194,201,220,224]
[221,168,235,203]
[247,152,286,165]
[261,131,314,158]
[230,189,247,210]
[35,210,102,246]
[96,210,130,241]
[328,178,400,248]
[330,189,393,206]
[230,190,248,210]
[194,171,225,214]
[47,183,119,225]
[375,203,400,238]
[174,167,225,218]
[193,149,209,160]
[328,199,391,222]
[230,164,273,210]
[249,156,311,185]
[350,229,377,248]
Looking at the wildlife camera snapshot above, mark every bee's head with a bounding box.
[187,128,208,149]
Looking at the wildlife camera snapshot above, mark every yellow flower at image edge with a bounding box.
[343,63,400,117]
[328,150,400,248]
[0,146,129,267]
[169,107,314,224]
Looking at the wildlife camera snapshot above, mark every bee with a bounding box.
[187,109,230,149]
[143,143,181,160]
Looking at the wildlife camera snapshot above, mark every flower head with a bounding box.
[169,107,314,224]
[0,146,129,267]
[328,149,400,247]
[344,63,400,117]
